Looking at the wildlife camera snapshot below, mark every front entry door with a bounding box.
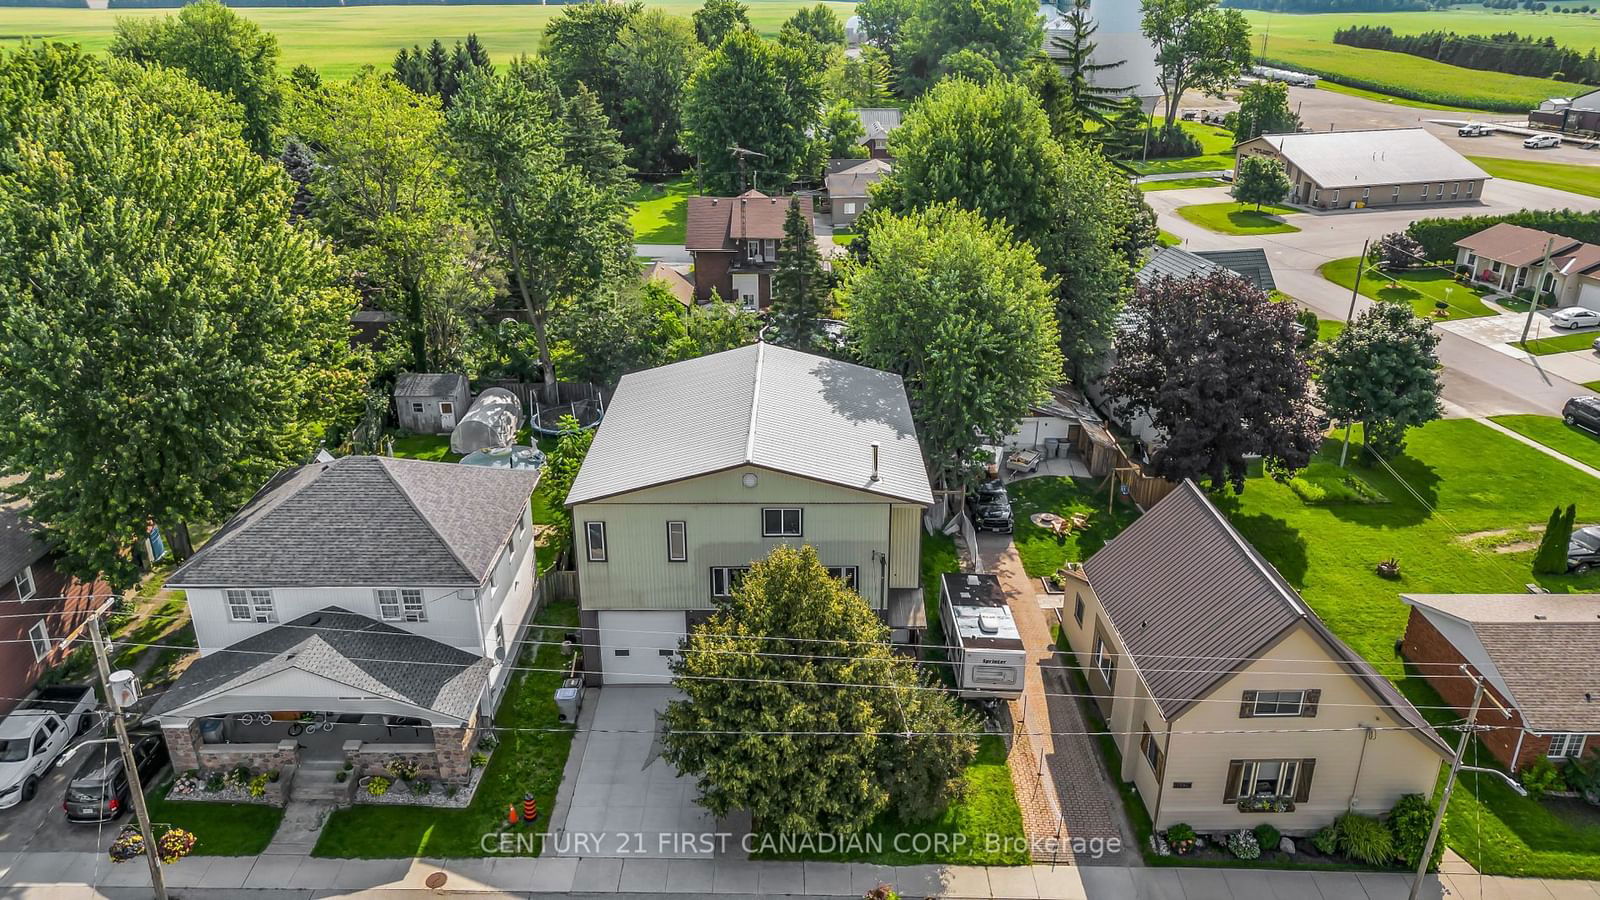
[439,401,456,429]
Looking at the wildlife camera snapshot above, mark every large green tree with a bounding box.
[682,29,823,194]
[540,0,640,126]
[1142,0,1253,128]
[1319,301,1442,464]
[1227,79,1301,142]
[611,9,704,173]
[873,77,1133,372]
[856,0,915,78]
[894,0,1043,96]
[0,62,363,586]
[693,0,750,47]
[1233,154,1290,211]
[843,204,1063,488]
[769,197,830,351]
[662,545,977,835]
[108,0,283,155]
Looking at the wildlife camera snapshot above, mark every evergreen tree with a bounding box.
[561,83,633,196]
[1534,504,1577,575]
[1051,0,1131,138]
[769,197,829,351]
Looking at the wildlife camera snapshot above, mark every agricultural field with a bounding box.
[1242,8,1600,55]
[0,1,854,80]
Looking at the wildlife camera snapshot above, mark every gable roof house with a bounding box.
[854,107,902,158]
[824,158,893,228]
[1236,128,1490,210]
[1453,222,1600,310]
[684,190,814,310]
[153,455,541,791]
[1057,482,1449,832]
[1136,246,1278,295]
[1402,593,1600,771]
[567,343,933,688]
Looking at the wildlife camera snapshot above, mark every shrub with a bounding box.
[388,759,420,781]
[248,772,270,798]
[204,772,224,792]
[471,752,489,769]
[1227,828,1262,860]
[1253,823,1282,854]
[1148,125,1202,159]
[1166,823,1198,854]
[1311,824,1339,855]
[336,770,348,783]
[367,776,391,796]
[410,779,432,796]
[267,770,281,783]
[478,733,500,752]
[1521,757,1565,799]
[1335,811,1395,865]
[1389,793,1442,870]
[1565,751,1600,803]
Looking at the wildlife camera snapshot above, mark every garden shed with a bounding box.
[394,374,470,435]
[450,387,523,455]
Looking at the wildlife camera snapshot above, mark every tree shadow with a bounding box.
[1322,443,1442,529]
[1211,496,1311,589]
[809,356,915,438]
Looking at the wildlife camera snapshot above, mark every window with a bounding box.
[1548,733,1588,759]
[1392,185,1401,201]
[377,589,401,620]
[1451,182,1460,198]
[1311,188,1320,203]
[1093,635,1114,683]
[1466,181,1475,197]
[411,402,424,414]
[746,239,760,260]
[710,566,750,597]
[1073,594,1085,627]
[658,648,675,657]
[666,521,687,562]
[400,589,426,622]
[1330,189,1340,206]
[614,648,630,657]
[1235,759,1300,799]
[1251,690,1306,717]
[762,508,802,537]
[763,239,775,260]
[227,589,276,623]
[972,666,1017,686]
[14,565,35,600]
[27,620,50,662]
[585,522,607,562]
[1142,727,1162,775]
[249,590,276,623]
[843,201,857,215]
[1362,187,1371,200]
[227,589,251,621]
[1543,272,1557,293]
[826,566,859,591]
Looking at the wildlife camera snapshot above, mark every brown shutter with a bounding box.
[1240,690,1258,718]
[1294,759,1316,803]
[1302,689,1321,718]
[1224,760,1243,803]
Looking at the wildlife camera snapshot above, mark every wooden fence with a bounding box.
[1072,419,1177,510]
[539,569,579,604]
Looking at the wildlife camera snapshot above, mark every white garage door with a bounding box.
[598,610,686,685]
[1579,280,1600,313]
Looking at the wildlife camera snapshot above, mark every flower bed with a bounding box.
[166,766,288,806]
[353,753,490,809]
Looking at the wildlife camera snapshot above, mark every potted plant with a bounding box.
[1376,557,1401,579]
[1166,823,1198,855]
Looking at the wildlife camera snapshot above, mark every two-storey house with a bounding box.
[566,343,933,687]
[685,191,814,309]
[1058,481,1450,833]
[152,455,540,787]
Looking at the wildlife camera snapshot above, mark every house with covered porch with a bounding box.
[1453,222,1600,310]
[153,455,540,796]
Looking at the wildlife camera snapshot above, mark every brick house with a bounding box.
[1402,593,1600,771]
[0,497,111,717]
[684,190,813,309]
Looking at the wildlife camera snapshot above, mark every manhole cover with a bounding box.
[425,871,448,889]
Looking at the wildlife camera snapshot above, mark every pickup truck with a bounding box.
[0,685,95,809]
[1457,123,1491,137]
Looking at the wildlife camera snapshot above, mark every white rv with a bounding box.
[939,573,1027,701]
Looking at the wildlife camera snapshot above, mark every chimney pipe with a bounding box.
[870,442,880,481]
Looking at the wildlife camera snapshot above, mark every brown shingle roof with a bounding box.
[643,262,695,308]
[684,191,813,250]
[1454,222,1583,268]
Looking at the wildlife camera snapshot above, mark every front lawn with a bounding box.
[1586,380,1600,393]
[1319,257,1497,321]
[1157,229,1181,247]
[311,600,580,858]
[1138,176,1223,192]
[830,227,858,246]
[1467,155,1600,200]
[1489,415,1600,470]
[1007,477,1141,578]
[1127,119,1236,177]
[1174,202,1301,236]
[1317,319,1346,343]
[1512,331,1600,356]
[628,176,694,244]
[145,784,284,856]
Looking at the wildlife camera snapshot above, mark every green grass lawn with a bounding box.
[1317,319,1347,343]
[312,600,580,858]
[1242,8,1600,55]
[145,783,284,856]
[1586,380,1600,392]
[1007,477,1141,579]
[920,531,960,689]
[1489,415,1600,469]
[389,432,461,463]
[1512,330,1600,356]
[1127,119,1237,177]
[830,228,859,246]
[1138,176,1224,192]
[1319,258,1498,321]
[1467,156,1600,200]
[1174,202,1300,236]
[628,176,694,244]
[0,2,854,80]
[1157,229,1181,247]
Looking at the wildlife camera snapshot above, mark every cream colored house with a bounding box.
[565,343,934,687]
[1058,482,1449,834]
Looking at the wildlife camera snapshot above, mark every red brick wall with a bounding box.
[1401,608,1600,770]
[692,251,732,303]
[0,557,110,716]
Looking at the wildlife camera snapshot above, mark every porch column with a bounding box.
[162,718,202,774]
[433,720,477,782]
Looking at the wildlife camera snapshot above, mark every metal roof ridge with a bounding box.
[745,341,765,464]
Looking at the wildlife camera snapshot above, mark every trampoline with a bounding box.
[531,388,604,437]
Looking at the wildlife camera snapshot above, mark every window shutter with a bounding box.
[1223,760,1243,803]
[1239,690,1257,718]
[1294,759,1316,803]
[1302,689,1321,718]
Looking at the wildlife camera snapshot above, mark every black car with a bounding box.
[968,480,1014,534]
[62,731,167,824]
[1564,396,1600,433]
[1569,526,1600,575]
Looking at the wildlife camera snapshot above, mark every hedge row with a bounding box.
[1406,209,1600,260]
[1254,55,1535,113]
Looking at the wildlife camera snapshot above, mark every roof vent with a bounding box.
[1535,613,1549,620]
[869,441,881,482]
[966,575,980,586]
[977,612,1000,635]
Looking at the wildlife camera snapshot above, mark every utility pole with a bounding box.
[89,614,169,900]
[1347,237,1371,323]
[1518,237,1557,346]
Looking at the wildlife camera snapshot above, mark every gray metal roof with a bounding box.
[854,107,902,144]
[566,343,934,506]
[1137,247,1226,286]
[169,456,539,588]
[825,158,893,199]
[1249,128,1489,189]
[1085,482,1447,752]
[1194,249,1278,294]
[395,373,467,398]
[149,607,490,722]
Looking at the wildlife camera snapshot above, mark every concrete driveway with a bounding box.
[0,725,142,857]
[548,686,719,860]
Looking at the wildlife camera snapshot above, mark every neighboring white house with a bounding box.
[1057,482,1450,833]
[565,343,934,687]
[154,455,541,786]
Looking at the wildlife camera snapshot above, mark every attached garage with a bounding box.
[596,610,685,685]
[1578,279,1600,312]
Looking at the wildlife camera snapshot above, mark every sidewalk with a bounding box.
[1478,416,1600,479]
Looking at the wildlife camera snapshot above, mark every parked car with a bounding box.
[1564,396,1600,432]
[1220,169,1235,182]
[62,731,168,824]
[1458,123,1492,137]
[1524,134,1561,149]
[968,480,1014,534]
[0,685,94,809]
[1550,307,1600,330]
[1569,525,1600,574]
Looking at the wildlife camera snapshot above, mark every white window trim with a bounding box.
[400,588,426,622]
[585,522,607,563]
[1093,636,1113,682]
[762,508,802,538]
[1238,759,1300,799]
[411,402,425,414]
[1251,689,1307,717]
[666,521,687,562]
[249,589,276,624]
[710,566,751,598]
[28,620,51,662]
[14,565,36,601]
[226,589,252,622]
[376,589,402,621]
[1548,732,1588,759]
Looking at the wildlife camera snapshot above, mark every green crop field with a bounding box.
[1243,8,1600,54]
[0,1,855,80]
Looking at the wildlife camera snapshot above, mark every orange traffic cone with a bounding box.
[507,803,519,826]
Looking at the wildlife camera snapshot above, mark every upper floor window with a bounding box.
[226,589,276,624]
[667,521,687,562]
[1073,594,1085,626]
[1251,690,1306,717]
[710,566,751,597]
[826,566,858,591]
[762,508,802,537]
[14,565,36,601]
[377,588,426,622]
[28,620,50,662]
[585,522,607,562]
[1549,733,1588,759]
[1093,635,1114,683]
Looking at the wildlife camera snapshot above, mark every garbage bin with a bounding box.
[555,679,583,722]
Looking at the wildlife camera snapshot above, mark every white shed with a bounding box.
[395,373,470,435]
